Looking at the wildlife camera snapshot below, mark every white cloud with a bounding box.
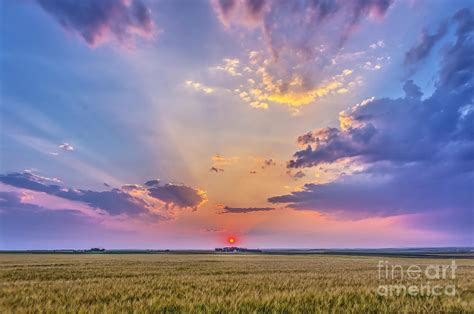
[59,143,75,151]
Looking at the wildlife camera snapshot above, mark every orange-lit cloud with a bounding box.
[211,154,239,165]
[211,58,242,76]
[211,52,358,110]
[185,80,215,94]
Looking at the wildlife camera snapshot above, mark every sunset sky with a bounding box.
[1,0,472,249]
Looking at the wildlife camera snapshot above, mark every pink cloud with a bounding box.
[36,0,157,48]
[211,0,394,56]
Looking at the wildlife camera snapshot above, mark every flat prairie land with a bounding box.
[0,253,473,313]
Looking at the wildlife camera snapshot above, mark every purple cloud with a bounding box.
[219,205,275,214]
[36,0,156,47]
[212,0,393,58]
[286,170,306,180]
[269,162,473,218]
[0,171,207,216]
[404,22,448,66]
[147,184,207,210]
[270,9,474,226]
[404,8,473,78]
[0,191,135,250]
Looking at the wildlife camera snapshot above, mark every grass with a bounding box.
[0,253,473,313]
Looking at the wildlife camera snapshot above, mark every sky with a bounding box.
[0,0,472,250]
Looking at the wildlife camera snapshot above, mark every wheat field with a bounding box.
[1,253,473,313]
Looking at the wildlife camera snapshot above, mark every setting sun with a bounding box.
[228,237,236,245]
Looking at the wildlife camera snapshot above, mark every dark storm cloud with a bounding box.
[219,206,275,214]
[0,172,206,216]
[36,0,156,47]
[270,9,474,222]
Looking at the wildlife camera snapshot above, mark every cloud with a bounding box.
[211,58,242,76]
[144,179,160,187]
[202,227,226,233]
[287,79,470,168]
[288,124,374,169]
[0,172,149,216]
[0,191,54,212]
[210,167,224,173]
[59,142,75,151]
[263,77,344,107]
[0,192,86,241]
[270,11,473,225]
[218,205,275,214]
[269,162,473,219]
[240,67,352,108]
[438,8,474,90]
[146,184,208,210]
[0,171,207,218]
[211,0,266,27]
[404,8,473,77]
[261,158,276,169]
[0,191,134,250]
[369,40,385,49]
[363,62,381,71]
[210,1,391,110]
[402,79,423,99]
[286,170,306,180]
[404,21,448,65]
[36,0,156,47]
[185,80,215,94]
[211,0,393,58]
[211,154,239,165]
[225,57,357,109]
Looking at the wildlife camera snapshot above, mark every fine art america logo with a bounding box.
[377,260,457,297]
